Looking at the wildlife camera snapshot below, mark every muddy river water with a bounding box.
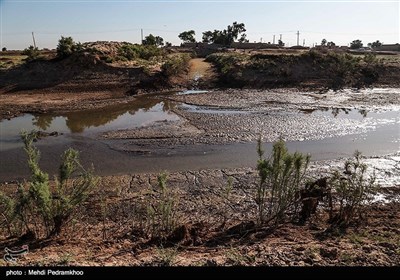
[0,88,399,182]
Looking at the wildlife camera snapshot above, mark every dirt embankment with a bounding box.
[206,52,400,90]
[1,46,399,121]
[0,54,182,120]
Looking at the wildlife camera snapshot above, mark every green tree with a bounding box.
[329,151,378,227]
[143,34,164,47]
[321,39,327,46]
[57,36,81,58]
[278,39,284,47]
[165,42,172,47]
[22,45,39,61]
[327,41,336,48]
[238,33,249,43]
[202,31,214,43]
[368,40,382,48]
[2,47,6,52]
[202,22,247,46]
[350,39,363,49]
[178,30,196,43]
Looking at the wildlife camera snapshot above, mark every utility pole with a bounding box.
[32,32,37,48]
[273,35,275,44]
[296,30,300,46]
[141,29,143,44]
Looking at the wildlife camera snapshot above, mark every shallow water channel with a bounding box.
[0,90,399,182]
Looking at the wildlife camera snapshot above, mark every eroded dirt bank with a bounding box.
[1,48,399,121]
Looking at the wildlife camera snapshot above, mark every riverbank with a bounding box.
[1,87,399,182]
[1,48,399,121]
[1,156,399,266]
[0,47,399,267]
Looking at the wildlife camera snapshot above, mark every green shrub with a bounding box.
[302,51,374,90]
[0,192,16,236]
[146,172,179,239]
[256,138,310,225]
[22,45,39,61]
[56,36,82,59]
[329,151,378,227]
[0,131,97,238]
[363,53,377,64]
[206,53,247,74]
[138,45,162,60]
[161,54,191,77]
[117,44,162,61]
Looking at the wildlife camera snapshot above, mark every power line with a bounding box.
[302,31,398,35]
[32,32,37,48]
[3,28,397,36]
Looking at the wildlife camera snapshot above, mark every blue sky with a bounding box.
[1,0,399,50]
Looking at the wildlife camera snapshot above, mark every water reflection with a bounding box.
[32,115,53,130]
[358,109,368,118]
[331,108,351,117]
[300,108,368,118]
[31,98,177,133]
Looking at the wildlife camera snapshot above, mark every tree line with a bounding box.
[320,38,383,49]
[6,21,387,57]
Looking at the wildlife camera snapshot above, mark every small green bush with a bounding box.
[145,172,179,239]
[161,54,191,77]
[206,53,247,74]
[329,151,378,227]
[117,44,162,61]
[56,36,82,59]
[22,45,39,61]
[0,192,16,236]
[363,53,377,64]
[256,138,310,225]
[0,131,97,238]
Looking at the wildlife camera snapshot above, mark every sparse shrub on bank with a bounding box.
[206,52,247,75]
[161,53,191,77]
[0,131,97,238]
[255,138,310,225]
[56,36,83,59]
[117,44,162,61]
[328,151,378,227]
[22,45,40,61]
[145,172,179,239]
[206,50,380,90]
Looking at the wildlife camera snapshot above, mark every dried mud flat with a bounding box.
[0,158,399,266]
[102,88,400,151]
